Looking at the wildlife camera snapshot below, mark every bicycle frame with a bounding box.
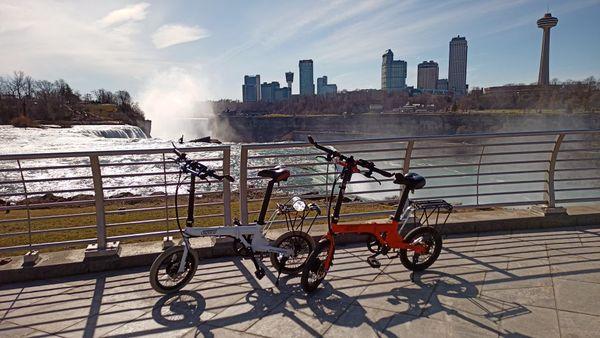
[175,170,293,274]
[319,160,427,271]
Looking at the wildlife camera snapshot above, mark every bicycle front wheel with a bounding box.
[301,239,332,293]
[149,246,198,294]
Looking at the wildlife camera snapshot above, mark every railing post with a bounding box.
[85,155,120,258]
[222,147,232,225]
[403,141,414,174]
[161,153,174,249]
[544,133,565,211]
[476,145,487,206]
[17,160,40,267]
[239,145,249,224]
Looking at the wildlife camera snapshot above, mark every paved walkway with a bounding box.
[1,226,599,337]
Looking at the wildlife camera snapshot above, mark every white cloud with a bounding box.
[152,24,210,49]
[98,2,150,27]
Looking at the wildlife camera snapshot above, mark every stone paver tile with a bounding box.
[498,304,559,338]
[244,294,350,338]
[549,245,600,261]
[422,267,486,294]
[203,289,286,332]
[3,292,107,334]
[558,310,600,338]
[195,258,251,286]
[550,258,600,284]
[101,310,201,337]
[483,257,552,291]
[323,304,394,337]
[436,248,509,272]
[316,275,372,300]
[55,303,146,338]
[384,313,448,336]
[423,288,504,336]
[192,282,253,316]
[356,275,435,316]
[327,248,387,282]
[0,320,45,337]
[554,279,600,316]
[103,290,217,337]
[186,325,264,337]
[481,286,556,308]
[0,281,76,317]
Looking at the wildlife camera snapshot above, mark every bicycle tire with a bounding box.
[399,226,442,272]
[301,238,332,293]
[270,231,315,275]
[149,246,198,294]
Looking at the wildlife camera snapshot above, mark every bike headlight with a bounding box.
[291,196,306,212]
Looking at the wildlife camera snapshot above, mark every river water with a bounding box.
[0,124,596,206]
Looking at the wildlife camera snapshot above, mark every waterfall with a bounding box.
[82,125,148,139]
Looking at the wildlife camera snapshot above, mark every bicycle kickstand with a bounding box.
[275,257,288,286]
[248,251,265,280]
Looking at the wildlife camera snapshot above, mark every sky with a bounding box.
[1,0,599,105]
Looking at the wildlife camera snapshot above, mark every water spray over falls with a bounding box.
[139,68,214,140]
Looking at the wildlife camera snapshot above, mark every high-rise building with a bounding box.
[260,82,290,102]
[285,72,294,90]
[381,49,407,92]
[299,60,314,96]
[448,36,468,95]
[537,13,558,86]
[437,79,449,91]
[417,61,439,90]
[317,76,337,96]
[242,75,261,102]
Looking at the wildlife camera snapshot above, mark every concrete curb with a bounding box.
[1,212,599,285]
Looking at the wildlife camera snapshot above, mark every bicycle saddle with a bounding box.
[393,172,426,190]
[257,166,290,182]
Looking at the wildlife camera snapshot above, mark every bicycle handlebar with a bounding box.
[307,135,393,178]
[171,143,234,182]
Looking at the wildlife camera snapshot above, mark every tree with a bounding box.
[9,71,27,116]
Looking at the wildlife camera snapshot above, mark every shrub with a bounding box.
[10,115,38,128]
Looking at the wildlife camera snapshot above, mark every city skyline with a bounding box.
[1,0,599,103]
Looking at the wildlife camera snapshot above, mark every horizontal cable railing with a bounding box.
[238,130,600,224]
[0,129,599,258]
[0,146,231,255]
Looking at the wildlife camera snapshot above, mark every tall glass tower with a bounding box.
[299,60,314,96]
[448,36,468,96]
[381,49,407,92]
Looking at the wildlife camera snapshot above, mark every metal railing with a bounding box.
[238,130,600,224]
[0,146,231,255]
[0,129,599,258]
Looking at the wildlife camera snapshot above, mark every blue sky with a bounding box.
[1,0,599,105]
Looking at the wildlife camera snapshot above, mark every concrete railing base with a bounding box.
[22,250,40,267]
[1,210,599,285]
[84,241,121,259]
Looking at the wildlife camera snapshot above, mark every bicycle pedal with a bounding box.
[366,257,381,269]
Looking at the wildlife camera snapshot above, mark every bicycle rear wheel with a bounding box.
[399,226,442,271]
[270,231,315,274]
[301,239,332,293]
[149,246,198,294]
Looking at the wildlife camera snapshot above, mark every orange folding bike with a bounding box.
[301,136,452,293]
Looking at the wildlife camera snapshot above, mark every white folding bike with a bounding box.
[149,145,315,293]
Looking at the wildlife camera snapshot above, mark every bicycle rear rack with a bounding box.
[410,199,453,232]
